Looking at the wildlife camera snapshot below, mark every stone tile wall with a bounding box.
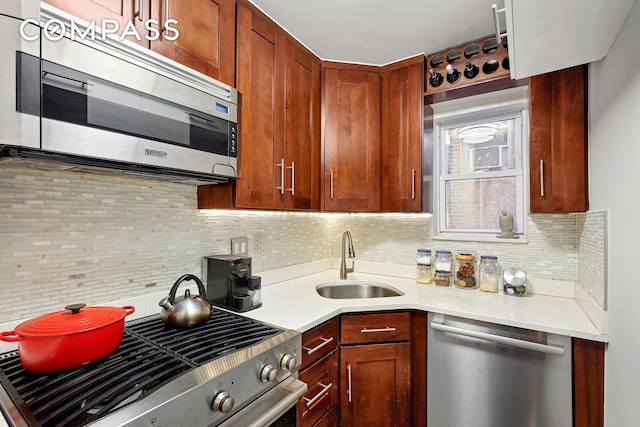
[0,166,604,321]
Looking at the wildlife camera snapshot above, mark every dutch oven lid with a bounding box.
[14,303,132,337]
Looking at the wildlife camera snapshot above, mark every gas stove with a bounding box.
[0,308,305,427]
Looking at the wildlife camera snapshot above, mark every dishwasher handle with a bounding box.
[430,314,565,356]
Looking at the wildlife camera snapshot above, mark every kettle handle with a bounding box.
[168,274,207,303]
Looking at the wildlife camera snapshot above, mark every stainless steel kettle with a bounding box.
[159,274,212,327]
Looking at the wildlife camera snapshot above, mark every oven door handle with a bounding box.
[248,377,308,427]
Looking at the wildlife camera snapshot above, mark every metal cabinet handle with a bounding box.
[136,0,143,21]
[286,161,295,195]
[492,4,507,42]
[303,337,334,355]
[360,326,397,333]
[430,313,565,356]
[411,169,416,200]
[303,382,332,408]
[275,159,285,194]
[329,169,334,199]
[164,0,171,35]
[539,159,545,197]
[347,363,352,403]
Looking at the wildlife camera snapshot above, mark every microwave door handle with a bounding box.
[186,112,223,130]
[42,72,91,92]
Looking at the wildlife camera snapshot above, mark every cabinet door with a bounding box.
[283,41,321,210]
[151,0,235,86]
[381,59,424,212]
[44,0,149,47]
[234,4,284,208]
[322,66,380,212]
[340,343,411,427]
[529,65,588,213]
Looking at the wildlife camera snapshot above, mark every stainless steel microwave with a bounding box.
[0,2,239,184]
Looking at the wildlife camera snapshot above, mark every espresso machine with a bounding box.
[204,255,261,312]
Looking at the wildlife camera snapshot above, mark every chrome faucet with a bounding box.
[340,231,356,279]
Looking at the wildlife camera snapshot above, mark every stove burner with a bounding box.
[0,309,284,427]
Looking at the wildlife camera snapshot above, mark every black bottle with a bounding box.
[429,68,443,87]
[463,61,479,79]
[446,64,460,83]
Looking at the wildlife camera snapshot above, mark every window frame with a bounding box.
[432,87,529,238]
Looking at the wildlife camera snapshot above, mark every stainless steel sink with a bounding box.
[316,280,404,299]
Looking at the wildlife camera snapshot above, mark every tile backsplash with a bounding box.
[0,166,605,321]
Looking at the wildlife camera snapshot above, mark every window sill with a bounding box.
[432,233,529,244]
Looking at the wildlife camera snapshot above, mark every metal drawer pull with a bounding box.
[361,326,397,333]
[303,337,334,355]
[347,363,352,403]
[540,159,545,197]
[304,382,332,407]
[430,314,565,356]
[275,159,285,194]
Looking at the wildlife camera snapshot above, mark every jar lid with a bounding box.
[417,263,432,267]
[434,270,451,274]
[435,250,451,255]
[456,253,475,261]
[417,248,431,254]
[481,255,498,260]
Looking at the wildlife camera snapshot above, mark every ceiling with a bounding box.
[248,0,505,66]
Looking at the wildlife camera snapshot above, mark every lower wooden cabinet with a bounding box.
[340,342,411,427]
[339,311,413,427]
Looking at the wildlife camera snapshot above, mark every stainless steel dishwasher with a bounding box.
[427,312,572,427]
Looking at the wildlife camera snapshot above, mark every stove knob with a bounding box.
[260,364,278,383]
[211,391,234,414]
[280,353,296,371]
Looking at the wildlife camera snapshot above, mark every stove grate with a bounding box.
[126,309,283,365]
[0,332,192,427]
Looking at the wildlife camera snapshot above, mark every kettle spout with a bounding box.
[158,295,173,310]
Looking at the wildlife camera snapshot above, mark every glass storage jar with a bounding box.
[416,249,432,284]
[434,270,452,287]
[434,250,453,274]
[455,252,477,289]
[479,255,499,292]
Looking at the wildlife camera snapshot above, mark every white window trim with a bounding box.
[432,86,530,240]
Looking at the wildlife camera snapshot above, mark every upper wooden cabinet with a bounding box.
[43,0,235,86]
[529,65,588,213]
[150,0,236,86]
[198,2,320,210]
[381,57,424,212]
[322,63,381,212]
[504,0,634,79]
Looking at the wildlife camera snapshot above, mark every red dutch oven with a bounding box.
[0,303,135,373]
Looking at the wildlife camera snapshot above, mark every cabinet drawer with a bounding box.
[341,312,411,344]
[302,318,339,369]
[313,403,339,427]
[298,350,339,427]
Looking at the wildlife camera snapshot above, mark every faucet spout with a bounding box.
[340,231,356,279]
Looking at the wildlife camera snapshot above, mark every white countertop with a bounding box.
[241,269,607,342]
[0,265,606,427]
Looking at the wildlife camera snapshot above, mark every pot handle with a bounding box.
[0,331,23,343]
[168,274,207,303]
[122,306,136,317]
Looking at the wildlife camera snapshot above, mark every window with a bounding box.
[433,87,528,236]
